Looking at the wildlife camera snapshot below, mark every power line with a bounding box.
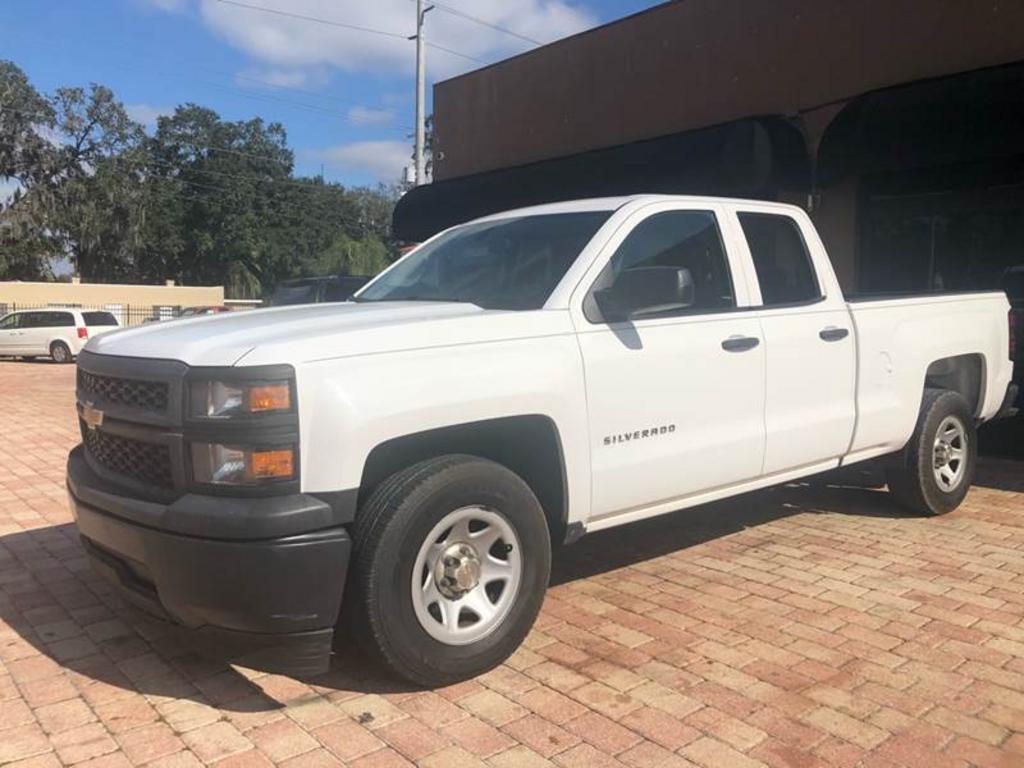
[96,62,410,132]
[201,79,409,130]
[137,156,352,194]
[0,138,356,198]
[7,169,357,225]
[422,1,544,46]
[214,0,483,62]
[0,130,399,212]
[217,0,408,40]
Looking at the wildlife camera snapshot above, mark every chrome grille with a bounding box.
[78,369,169,411]
[81,423,173,489]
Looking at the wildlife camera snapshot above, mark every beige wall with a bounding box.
[0,280,224,325]
[0,280,223,307]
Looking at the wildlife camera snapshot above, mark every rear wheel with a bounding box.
[886,389,976,515]
[347,454,551,686]
[50,341,72,364]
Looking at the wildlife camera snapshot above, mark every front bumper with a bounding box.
[67,446,350,676]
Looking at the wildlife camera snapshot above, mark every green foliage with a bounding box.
[0,60,401,297]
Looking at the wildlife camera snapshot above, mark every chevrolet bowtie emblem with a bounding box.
[81,403,104,430]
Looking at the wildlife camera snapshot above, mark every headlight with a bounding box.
[189,379,292,419]
[191,442,296,485]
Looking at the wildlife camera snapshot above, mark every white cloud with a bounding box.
[193,0,597,80]
[347,106,396,127]
[125,103,173,127]
[313,140,411,181]
[236,67,318,89]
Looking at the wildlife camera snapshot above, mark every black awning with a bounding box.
[817,62,1024,187]
[393,116,809,242]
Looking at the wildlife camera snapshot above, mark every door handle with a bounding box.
[721,335,760,352]
[819,326,850,342]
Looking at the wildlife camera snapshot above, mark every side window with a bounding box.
[48,312,75,327]
[0,314,18,330]
[83,312,118,326]
[586,210,734,322]
[738,213,821,306]
[20,312,45,329]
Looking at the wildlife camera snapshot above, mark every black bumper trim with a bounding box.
[69,452,353,676]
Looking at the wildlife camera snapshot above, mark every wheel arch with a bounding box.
[357,415,570,544]
[923,353,986,417]
[49,337,73,357]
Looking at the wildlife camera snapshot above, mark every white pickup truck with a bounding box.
[67,195,1017,685]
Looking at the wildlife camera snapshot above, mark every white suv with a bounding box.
[0,309,120,363]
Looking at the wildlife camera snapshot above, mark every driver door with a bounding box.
[572,203,766,523]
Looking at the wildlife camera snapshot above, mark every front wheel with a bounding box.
[886,389,976,515]
[348,455,551,686]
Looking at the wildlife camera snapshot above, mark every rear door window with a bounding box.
[47,312,76,327]
[83,311,118,326]
[738,213,822,306]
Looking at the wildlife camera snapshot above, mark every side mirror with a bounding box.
[594,266,695,322]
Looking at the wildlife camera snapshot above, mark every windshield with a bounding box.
[356,211,611,310]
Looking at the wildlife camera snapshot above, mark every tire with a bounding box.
[50,341,72,364]
[347,454,551,686]
[886,388,976,515]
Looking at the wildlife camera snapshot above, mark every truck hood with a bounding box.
[85,301,573,367]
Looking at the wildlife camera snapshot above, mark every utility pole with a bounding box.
[412,0,433,186]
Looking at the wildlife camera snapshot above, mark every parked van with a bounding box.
[0,309,120,363]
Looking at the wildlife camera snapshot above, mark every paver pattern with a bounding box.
[2,360,1024,767]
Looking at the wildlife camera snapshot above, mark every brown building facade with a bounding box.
[393,0,1024,295]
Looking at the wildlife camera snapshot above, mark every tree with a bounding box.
[46,83,147,280]
[1,63,147,281]
[0,60,58,279]
[139,105,313,297]
[1,60,402,293]
[0,60,55,184]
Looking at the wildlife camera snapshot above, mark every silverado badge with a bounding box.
[81,403,105,430]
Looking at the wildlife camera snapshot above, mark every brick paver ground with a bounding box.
[2,360,1024,767]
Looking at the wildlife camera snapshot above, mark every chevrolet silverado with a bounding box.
[67,195,1018,685]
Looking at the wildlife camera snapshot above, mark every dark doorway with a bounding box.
[859,171,1024,295]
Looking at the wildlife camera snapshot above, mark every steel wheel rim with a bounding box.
[411,505,522,645]
[933,415,967,492]
[53,345,67,362]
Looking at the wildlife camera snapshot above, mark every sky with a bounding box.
[3,0,661,188]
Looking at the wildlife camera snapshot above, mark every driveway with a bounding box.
[2,360,1023,767]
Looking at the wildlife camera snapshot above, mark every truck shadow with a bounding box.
[551,472,916,586]
[0,476,951,708]
[975,462,1024,493]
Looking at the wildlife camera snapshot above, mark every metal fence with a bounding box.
[0,302,253,327]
